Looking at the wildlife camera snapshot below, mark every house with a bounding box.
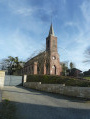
[84,69,90,76]
[68,68,82,77]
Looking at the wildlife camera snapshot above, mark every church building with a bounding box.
[21,24,62,75]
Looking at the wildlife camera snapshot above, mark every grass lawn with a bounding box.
[84,77,90,80]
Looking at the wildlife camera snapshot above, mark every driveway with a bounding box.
[2,86,90,119]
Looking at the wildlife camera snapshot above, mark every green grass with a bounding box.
[84,77,90,80]
[0,99,17,119]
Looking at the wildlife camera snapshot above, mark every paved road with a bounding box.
[0,89,2,102]
[0,89,2,111]
[2,86,90,119]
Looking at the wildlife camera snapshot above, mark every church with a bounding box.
[21,24,62,75]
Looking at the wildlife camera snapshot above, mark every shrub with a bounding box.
[27,75,90,87]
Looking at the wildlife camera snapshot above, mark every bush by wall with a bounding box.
[27,75,90,87]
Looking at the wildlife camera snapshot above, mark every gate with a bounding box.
[4,75,22,86]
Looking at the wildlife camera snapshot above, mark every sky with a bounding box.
[0,0,90,71]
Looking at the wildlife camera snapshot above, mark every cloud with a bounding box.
[64,21,78,27]
[0,29,37,60]
[59,0,90,71]
[65,22,74,26]
[0,0,89,71]
[7,0,63,22]
[7,1,34,16]
[14,8,33,16]
[80,0,90,22]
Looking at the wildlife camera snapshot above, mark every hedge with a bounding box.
[27,75,90,87]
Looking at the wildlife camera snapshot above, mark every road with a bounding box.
[0,90,1,102]
[2,86,90,119]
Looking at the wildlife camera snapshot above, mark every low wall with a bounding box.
[0,71,5,89]
[24,82,90,99]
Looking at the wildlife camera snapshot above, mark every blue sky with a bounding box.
[0,0,90,71]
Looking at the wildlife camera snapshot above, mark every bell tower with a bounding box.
[46,23,62,75]
[46,23,57,52]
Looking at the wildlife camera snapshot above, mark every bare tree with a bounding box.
[84,46,90,63]
[25,49,50,74]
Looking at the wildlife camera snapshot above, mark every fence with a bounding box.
[4,75,22,86]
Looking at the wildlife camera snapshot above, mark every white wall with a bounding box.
[0,71,5,89]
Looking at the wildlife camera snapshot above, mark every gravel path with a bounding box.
[2,86,90,119]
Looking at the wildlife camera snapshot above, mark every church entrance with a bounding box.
[52,65,56,75]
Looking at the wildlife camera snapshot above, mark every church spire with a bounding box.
[48,23,55,36]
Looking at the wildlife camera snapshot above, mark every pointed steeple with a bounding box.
[48,23,55,36]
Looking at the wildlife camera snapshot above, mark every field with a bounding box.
[84,77,90,80]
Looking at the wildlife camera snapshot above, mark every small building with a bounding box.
[21,24,62,75]
[83,69,90,76]
[67,68,82,77]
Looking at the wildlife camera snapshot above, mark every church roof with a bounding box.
[49,23,55,36]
